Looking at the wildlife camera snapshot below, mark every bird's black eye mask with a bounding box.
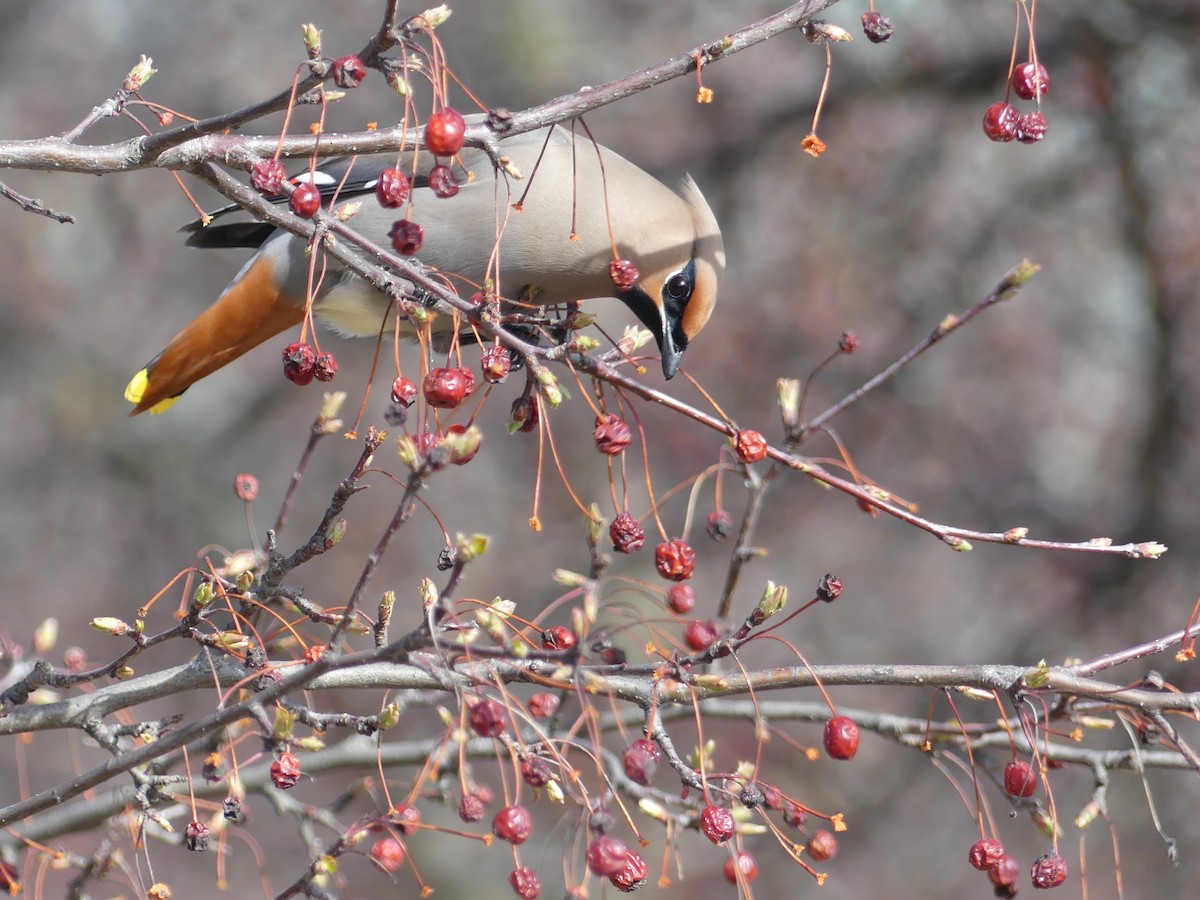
[616,257,695,354]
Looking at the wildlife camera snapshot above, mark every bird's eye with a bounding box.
[665,272,692,301]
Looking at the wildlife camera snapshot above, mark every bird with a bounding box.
[124,117,725,414]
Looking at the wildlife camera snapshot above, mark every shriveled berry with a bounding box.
[375,168,411,208]
[706,509,735,541]
[609,513,645,553]
[823,715,860,760]
[666,583,696,614]
[389,218,424,255]
[540,625,576,651]
[586,835,632,877]
[233,473,259,501]
[528,692,559,718]
[428,164,460,198]
[509,866,542,899]
[861,11,895,43]
[510,395,539,433]
[1016,112,1047,144]
[723,851,759,884]
[370,837,405,872]
[700,804,735,844]
[983,101,1020,142]
[184,820,210,851]
[289,183,321,218]
[782,799,808,829]
[1030,852,1068,889]
[282,341,317,385]
[733,429,768,463]
[222,795,243,821]
[1004,760,1036,797]
[481,346,512,383]
[655,539,696,581]
[622,738,661,785]
[1011,61,1050,100]
[469,697,506,737]
[808,829,838,861]
[839,330,860,353]
[332,54,367,88]
[423,366,471,409]
[313,351,338,382]
[816,573,843,602]
[492,804,533,844]
[594,415,633,455]
[391,376,418,406]
[521,755,553,787]
[969,837,1005,871]
[989,854,1020,887]
[458,793,485,822]
[391,804,421,834]
[609,259,640,291]
[251,159,287,195]
[684,619,718,652]
[609,850,648,892]
[270,751,301,789]
[425,107,467,156]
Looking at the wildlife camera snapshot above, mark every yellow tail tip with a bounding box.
[124,369,179,415]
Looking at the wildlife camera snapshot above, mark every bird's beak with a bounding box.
[659,325,683,379]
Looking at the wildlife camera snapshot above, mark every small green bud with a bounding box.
[33,618,58,655]
[378,701,401,731]
[124,55,156,92]
[328,517,347,546]
[455,532,489,562]
[193,581,216,607]
[91,617,130,636]
[756,580,788,619]
[274,706,296,740]
[777,378,801,429]
[301,23,322,57]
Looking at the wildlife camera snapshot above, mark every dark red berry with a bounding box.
[989,854,1020,887]
[861,11,895,43]
[184,820,210,851]
[282,342,317,385]
[699,804,735,844]
[270,751,301,789]
[586,835,632,877]
[492,804,533,844]
[839,331,860,353]
[782,799,808,829]
[816,574,843,602]
[1011,61,1050,100]
[1016,112,1047,144]
[313,351,338,382]
[540,625,576,651]
[389,218,424,255]
[594,415,633,455]
[733,429,768,464]
[469,697,506,737]
[428,164,460,198]
[683,619,718,652]
[425,107,467,156]
[1030,852,1068,889]
[706,510,735,541]
[423,366,471,409]
[983,102,1020,142]
[391,376,418,406]
[508,866,542,899]
[1004,760,1036,797]
[609,850,648,892]
[807,829,838,861]
[622,738,661,786]
[521,755,553,788]
[510,395,539,433]
[391,804,421,835]
[666,583,696,615]
[458,793,485,822]
[251,159,287,195]
[222,796,243,821]
[412,431,440,462]
[528,692,559,718]
[481,346,512,383]
[823,716,860,760]
[369,837,405,872]
[289,183,321,218]
[723,851,759,884]
[375,168,411,208]
[233,473,259,501]
[609,513,645,553]
[654,539,696,581]
[332,54,367,88]
[969,837,1006,871]
[445,423,481,465]
[608,259,640,291]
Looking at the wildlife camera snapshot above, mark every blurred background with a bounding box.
[1,0,1198,896]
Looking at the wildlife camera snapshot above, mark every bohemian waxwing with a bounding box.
[124,118,725,414]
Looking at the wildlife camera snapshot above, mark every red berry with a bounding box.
[723,851,759,884]
[807,829,838,861]
[390,376,418,406]
[1011,61,1050,100]
[699,804,735,844]
[251,159,287,195]
[391,804,421,834]
[282,341,317,385]
[369,837,405,872]
[983,101,1020,142]
[423,366,471,409]
[528,692,559,718]
[425,107,467,156]
[654,539,696,581]
[389,218,424,255]
[705,510,735,541]
[445,423,481,465]
[521,755,553,787]
[839,331,860,353]
[428,164,460,198]
[1017,112,1048,144]
[586,835,632,877]
[622,738,661,786]
[666,583,696,614]
[861,11,895,43]
[989,854,1020,887]
[412,431,440,462]
[540,625,576,651]
[332,54,367,88]
[375,168,411,208]
[609,850,648,892]
[609,513,645,553]
[733,429,768,463]
[458,793,485,822]
[508,866,542,899]
[782,800,808,829]
[290,182,321,218]
[608,259,640,291]
[492,804,533,844]
[481,346,512,383]
[1004,760,1036,797]
[510,395,539,433]
[683,619,718,652]
[1030,852,1068,889]
[233,473,259,501]
[823,716,860,761]
[184,820,210,851]
[313,351,337,382]
[270,751,301,789]
[593,415,633,455]
[969,837,1005,871]
[468,697,506,737]
[817,574,843,602]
